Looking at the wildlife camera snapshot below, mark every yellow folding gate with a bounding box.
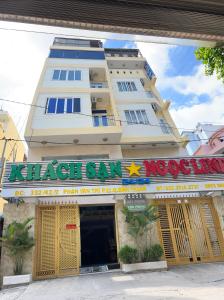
[34,205,80,280]
[157,198,224,265]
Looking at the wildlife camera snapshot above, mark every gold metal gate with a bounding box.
[34,205,80,279]
[157,198,224,265]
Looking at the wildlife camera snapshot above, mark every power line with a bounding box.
[0,96,223,134]
[0,136,216,147]
[0,26,170,46]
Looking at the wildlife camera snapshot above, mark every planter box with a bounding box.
[121,260,167,273]
[3,274,32,288]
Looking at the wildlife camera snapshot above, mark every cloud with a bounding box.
[137,41,224,131]
[137,42,175,83]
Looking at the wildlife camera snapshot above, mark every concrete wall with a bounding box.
[27,145,123,161]
[43,67,90,89]
[1,203,35,277]
[122,146,188,158]
[118,103,163,138]
[32,92,92,130]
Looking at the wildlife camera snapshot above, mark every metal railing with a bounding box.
[92,115,116,127]
[90,82,108,88]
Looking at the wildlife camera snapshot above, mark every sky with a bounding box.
[0,21,224,140]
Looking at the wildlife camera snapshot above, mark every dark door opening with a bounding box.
[80,205,118,268]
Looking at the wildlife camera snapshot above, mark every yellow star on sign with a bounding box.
[126,162,141,177]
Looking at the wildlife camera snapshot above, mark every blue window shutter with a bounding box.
[56,98,65,113]
[102,116,108,126]
[75,70,81,80]
[93,116,99,127]
[73,98,81,113]
[47,98,57,113]
[66,98,73,113]
[59,70,67,80]
[52,70,60,80]
[68,71,74,80]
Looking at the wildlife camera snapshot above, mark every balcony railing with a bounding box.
[90,82,108,88]
[160,120,173,135]
[92,115,116,127]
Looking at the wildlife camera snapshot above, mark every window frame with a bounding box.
[52,69,82,81]
[45,97,81,114]
[117,81,137,92]
[124,109,149,125]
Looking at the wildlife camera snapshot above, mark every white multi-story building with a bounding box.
[2,38,224,282]
[25,38,186,161]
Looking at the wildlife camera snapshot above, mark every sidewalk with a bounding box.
[1,262,224,300]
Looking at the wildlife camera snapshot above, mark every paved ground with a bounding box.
[1,263,224,300]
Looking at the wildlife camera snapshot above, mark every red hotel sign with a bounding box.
[143,157,224,178]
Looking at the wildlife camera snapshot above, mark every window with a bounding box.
[49,49,105,60]
[117,81,137,92]
[52,69,81,81]
[140,78,145,87]
[160,119,172,134]
[52,70,60,80]
[125,110,149,125]
[92,110,108,127]
[46,98,81,114]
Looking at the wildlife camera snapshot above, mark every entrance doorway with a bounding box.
[157,198,224,265]
[34,205,80,280]
[80,205,118,268]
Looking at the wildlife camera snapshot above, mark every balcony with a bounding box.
[90,82,108,89]
[92,114,116,127]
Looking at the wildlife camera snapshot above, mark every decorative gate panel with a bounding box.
[157,198,224,265]
[34,205,80,279]
[58,205,80,276]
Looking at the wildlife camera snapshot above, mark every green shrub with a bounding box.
[118,245,138,264]
[143,244,164,262]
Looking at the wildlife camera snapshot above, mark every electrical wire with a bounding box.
[0,136,217,146]
[0,96,223,134]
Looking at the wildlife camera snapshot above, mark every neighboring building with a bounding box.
[0,111,25,213]
[1,38,224,282]
[194,127,224,155]
[182,122,224,155]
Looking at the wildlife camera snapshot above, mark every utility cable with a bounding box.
[0,97,223,134]
[0,136,217,146]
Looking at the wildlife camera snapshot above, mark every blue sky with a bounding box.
[104,40,212,110]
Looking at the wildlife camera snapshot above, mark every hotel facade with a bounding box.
[1,38,224,280]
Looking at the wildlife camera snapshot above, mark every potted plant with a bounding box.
[118,205,167,273]
[0,218,34,287]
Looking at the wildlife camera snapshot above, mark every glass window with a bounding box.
[75,70,81,80]
[59,70,67,80]
[125,110,149,125]
[66,98,73,113]
[131,82,137,91]
[117,81,137,92]
[73,98,81,113]
[136,110,144,124]
[117,82,122,92]
[130,111,138,124]
[47,98,57,113]
[93,116,99,127]
[68,70,74,80]
[102,116,108,126]
[125,111,132,124]
[141,110,149,124]
[52,70,60,80]
[56,98,65,113]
